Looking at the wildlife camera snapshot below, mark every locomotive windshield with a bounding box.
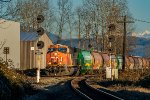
[47,48,57,53]
[58,48,67,53]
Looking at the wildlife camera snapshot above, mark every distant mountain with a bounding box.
[127,36,150,57]
[128,36,150,45]
[61,39,79,47]
[48,33,96,49]
[48,33,80,46]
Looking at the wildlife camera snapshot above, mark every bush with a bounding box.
[0,63,33,100]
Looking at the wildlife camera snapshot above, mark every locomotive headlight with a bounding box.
[59,62,62,64]
[54,53,57,56]
[49,62,51,65]
[60,57,62,61]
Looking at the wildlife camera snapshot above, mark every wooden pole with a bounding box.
[122,15,127,71]
[117,15,134,70]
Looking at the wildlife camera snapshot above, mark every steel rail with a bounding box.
[71,78,124,100]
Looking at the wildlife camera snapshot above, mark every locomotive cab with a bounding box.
[46,44,72,66]
[46,44,74,75]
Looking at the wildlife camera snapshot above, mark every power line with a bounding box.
[122,16,150,24]
[133,18,150,24]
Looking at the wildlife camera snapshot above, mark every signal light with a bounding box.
[108,24,116,31]
[108,47,114,53]
[37,41,44,49]
[3,47,9,54]
[88,44,92,48]
[36,15,45,50]
[37,27,44,36]
[37,15,44,23]
[108,35,115,42]
[74,47,77,53]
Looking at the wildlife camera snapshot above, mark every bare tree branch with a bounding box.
[0,0,11,2]
[0,39,6,50]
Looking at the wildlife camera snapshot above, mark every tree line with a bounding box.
[0,0,139,56]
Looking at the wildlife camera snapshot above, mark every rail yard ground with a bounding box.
[24,70,150,100]
[1,62,150,100]
[88,69,150,100]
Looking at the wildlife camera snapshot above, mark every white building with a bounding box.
[0,19,20,68]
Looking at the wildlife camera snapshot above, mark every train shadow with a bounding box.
[25,80,82,100]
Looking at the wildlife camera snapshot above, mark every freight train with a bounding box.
[46,44,150,76]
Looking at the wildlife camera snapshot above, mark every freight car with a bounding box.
[46,44,150,76]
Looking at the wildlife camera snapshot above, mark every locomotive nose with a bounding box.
[54,52,57,56]
[51,57,58,64]
[48,51,63,65]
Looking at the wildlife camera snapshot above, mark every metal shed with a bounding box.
[20,32,53,70]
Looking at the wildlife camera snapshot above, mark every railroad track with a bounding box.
[71,78,124,100]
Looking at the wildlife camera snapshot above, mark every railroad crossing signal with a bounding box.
[3,47,9,54]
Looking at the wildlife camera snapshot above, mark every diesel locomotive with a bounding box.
[46,44,150,76]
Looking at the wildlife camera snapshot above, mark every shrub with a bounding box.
[0,63,33,100]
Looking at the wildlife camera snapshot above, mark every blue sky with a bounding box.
[127,0,150,34]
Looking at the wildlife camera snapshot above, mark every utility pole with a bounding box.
[117,15,134,70]
[78,14,81,49]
